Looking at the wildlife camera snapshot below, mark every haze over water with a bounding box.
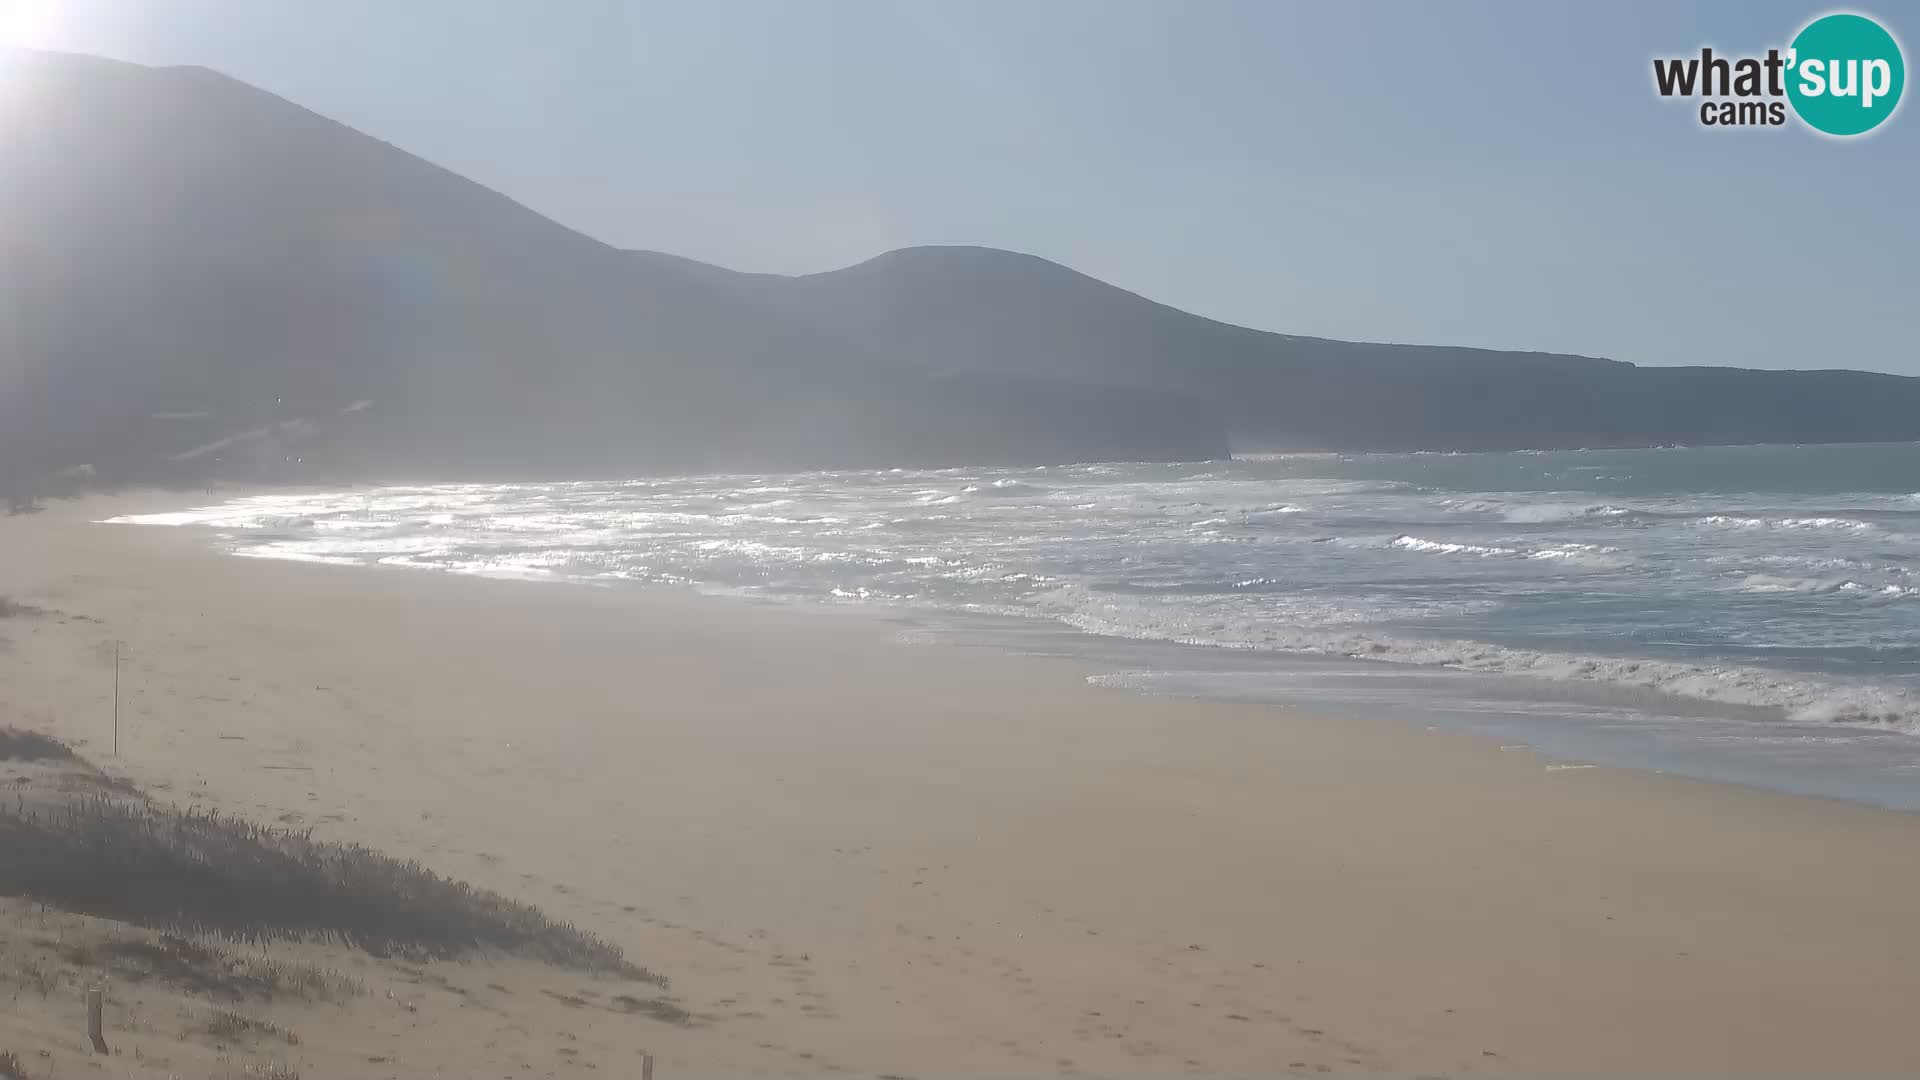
[121,442,1920,807]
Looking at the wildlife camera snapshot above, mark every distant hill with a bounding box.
[0,49,1224,497]
[692,244,1920,453]
[5,49,1919,501]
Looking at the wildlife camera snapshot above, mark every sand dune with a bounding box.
[5,493,1920,1076]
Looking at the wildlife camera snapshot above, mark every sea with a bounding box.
[112,442,1920,809]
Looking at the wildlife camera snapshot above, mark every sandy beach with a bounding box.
[5,491,1920,1077]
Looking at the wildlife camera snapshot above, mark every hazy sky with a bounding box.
[6,1,1917,373]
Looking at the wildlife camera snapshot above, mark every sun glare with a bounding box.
[0,0,58,50]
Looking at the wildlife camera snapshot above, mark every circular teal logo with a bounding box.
[1786,13,1905,136]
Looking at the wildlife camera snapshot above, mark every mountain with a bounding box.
[5,49,1920,504]
[0,49,1226,499]
[696,244,1920,453]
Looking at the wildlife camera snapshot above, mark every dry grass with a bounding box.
[204,1009,298,1046]
[240,954,364,1003]
[610,993,693,1025]
[1,795,648,976]
[0,1049,24,1080]
[0,596,40,618]
[228,1062,299,1080]
[42,934,361,1004]
[7,956,62,997]
[0,729,72,763]
[0,732,656,981]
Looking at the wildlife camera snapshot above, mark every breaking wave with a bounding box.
[104,446,1920,750]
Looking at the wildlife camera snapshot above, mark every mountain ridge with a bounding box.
[4,47,1919,499]
[629,241,1920,453]
[730,243,1634,369]
[0,48,1226,497]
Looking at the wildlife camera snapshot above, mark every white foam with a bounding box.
[230,549,364,567]
[1526,544,1629,569]
[102,508,312,530]
[1038,585,1920,736]
[1738,574,1919,599]
[1500,502,1632,523]
[1390,535,1516,557]
[102,465,1920,742]
[1243,504,1307,519]
[1697,515,1879,532]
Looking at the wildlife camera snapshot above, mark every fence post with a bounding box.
[86,987,107,1052]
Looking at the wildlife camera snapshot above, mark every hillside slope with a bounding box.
[714,245,1920,452]
[0,51,1226,495]
[6,47,1916,497]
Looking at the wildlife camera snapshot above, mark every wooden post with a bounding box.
[641,1052,654,1080]
[86,987,107,1052]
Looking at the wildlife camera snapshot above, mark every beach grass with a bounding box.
[0,737,657,982]
[0,728,72,763]
[30,933,363,1004]
[203,1008,299,1046]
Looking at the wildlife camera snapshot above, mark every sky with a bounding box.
[3,0,1916,373]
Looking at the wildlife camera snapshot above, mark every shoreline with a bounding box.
[901,611,1920,813]
[84,487,1917,809]
[7,491,1920,1074]
[102,479,1920,811]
